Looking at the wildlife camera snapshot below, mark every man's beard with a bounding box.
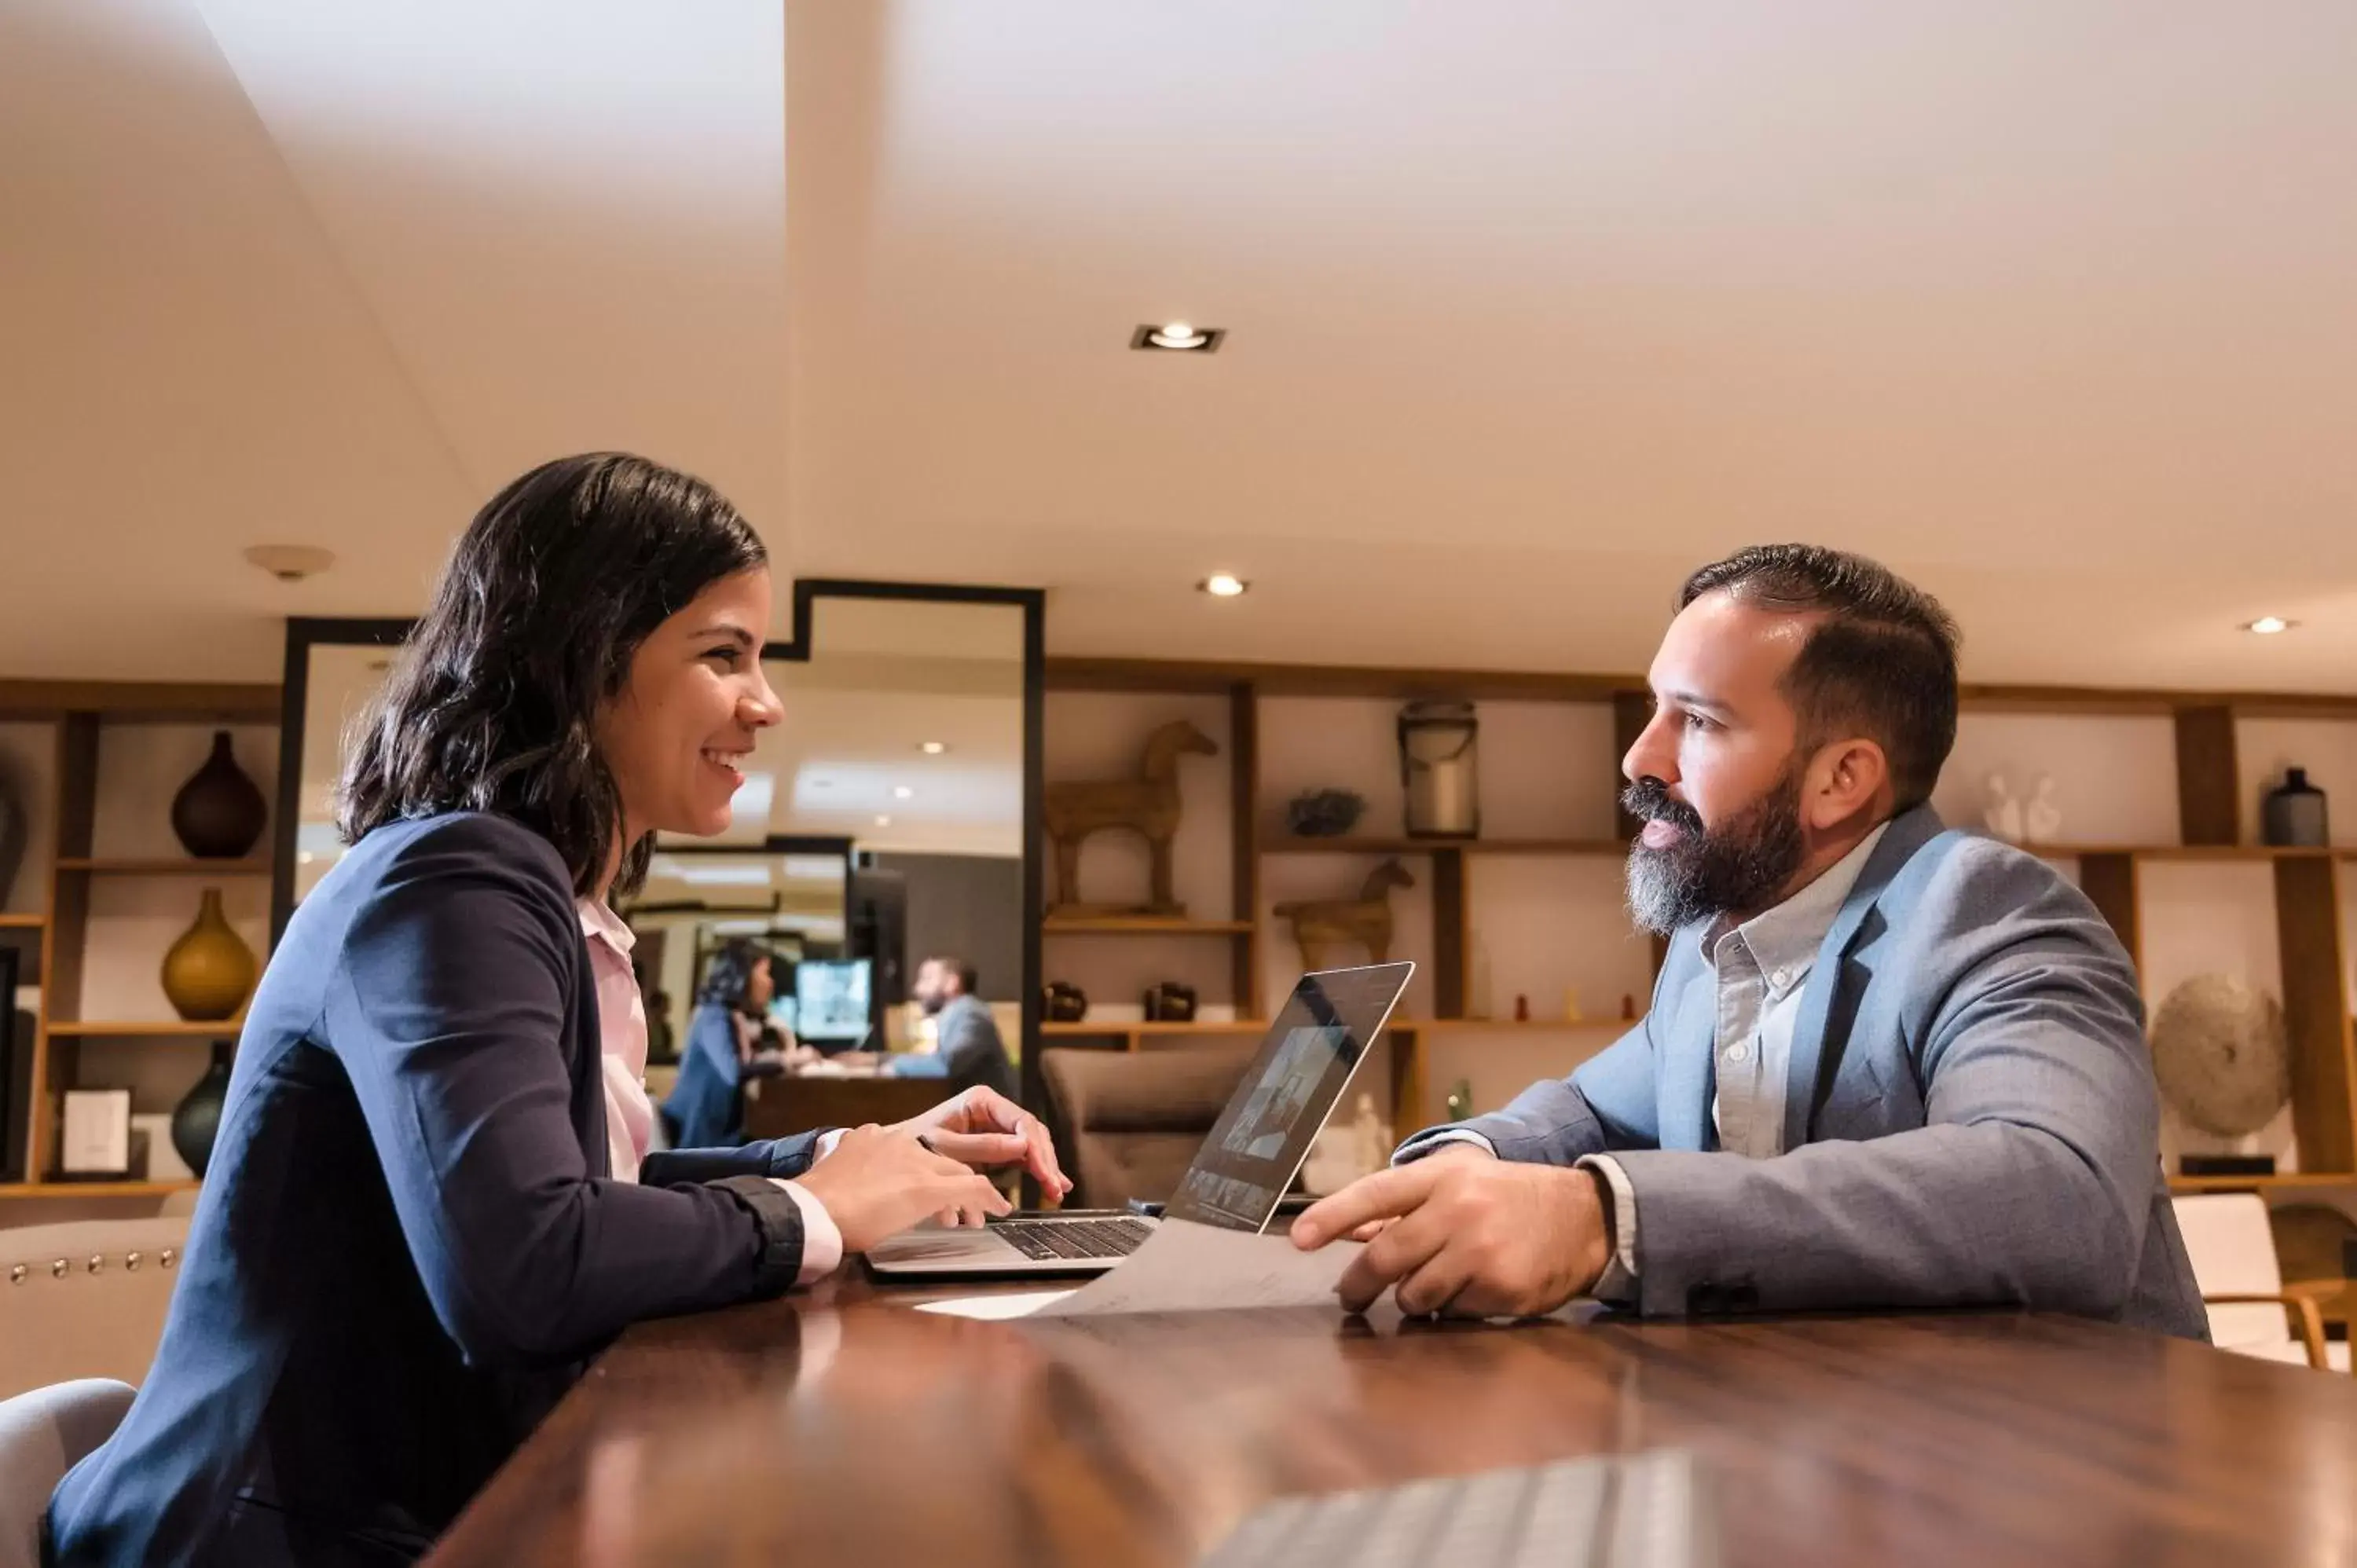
[1622,768,1808,936]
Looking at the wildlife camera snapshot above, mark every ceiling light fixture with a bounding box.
[874,815,893,827]
[893,786,915,800]
[918,742,948,756]
[1200,573,1249,599]
[2245,616,2297,636]
[1131,322,1224,353]
[244,544,337,583]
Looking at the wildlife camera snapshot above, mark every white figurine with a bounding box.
[1983,773,2025,843]
[2024,775,2063,844]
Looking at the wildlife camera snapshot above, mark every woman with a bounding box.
[662,940,783,1149]
[47,454,1068,1567]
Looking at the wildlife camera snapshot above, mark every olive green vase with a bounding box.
[160,888,257,1022]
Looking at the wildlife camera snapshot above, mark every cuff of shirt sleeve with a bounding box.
[1574,1154,1640,1302]
[1391,1127,1497,1165]
[772,1178,845,1283]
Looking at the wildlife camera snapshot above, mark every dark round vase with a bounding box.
[171,1041,234,1178]
[171,731,267,859]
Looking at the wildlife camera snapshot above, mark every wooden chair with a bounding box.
[2172,1193,2343,1372]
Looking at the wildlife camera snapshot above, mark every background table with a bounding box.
[424,1277,2357,1567]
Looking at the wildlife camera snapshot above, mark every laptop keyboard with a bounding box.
[1197,1449,1716,1568]
[992,1217,1156,1262]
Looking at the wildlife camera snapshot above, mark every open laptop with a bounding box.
[865,961,1413,1281]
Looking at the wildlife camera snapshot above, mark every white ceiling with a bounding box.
[6,2,2357,690]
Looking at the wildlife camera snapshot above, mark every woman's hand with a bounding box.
[795,1124,1012,1252]
[891,1086,1073,1201]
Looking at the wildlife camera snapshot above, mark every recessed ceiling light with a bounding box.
[874,815,893,827]
[2245,616,2297,636]
[1200,573,1249,599]
[893,786,915,800]
[1131,322,1224,353]
[918,741,948,755]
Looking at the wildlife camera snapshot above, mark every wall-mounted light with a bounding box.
[2244,616,2297,636]
[874,815,893,827]
[893,786,915,800]
[918,741,948,756]
[1199,573,1249,599]
[1131,322,1224,353]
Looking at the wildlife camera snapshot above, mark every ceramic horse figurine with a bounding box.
[1274,859,1416,971]
[1044,720,1220,915]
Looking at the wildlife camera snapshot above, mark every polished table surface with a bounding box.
[423,1275,2357,1567]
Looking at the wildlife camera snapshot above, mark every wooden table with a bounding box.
[423,1278,2357,1567]
[740,1074,952,1141]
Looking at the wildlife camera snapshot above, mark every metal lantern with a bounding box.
[1397,700,1479,838]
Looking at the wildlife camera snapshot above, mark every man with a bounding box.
[888,955,1020,1103]
[1292,544,2206,1337]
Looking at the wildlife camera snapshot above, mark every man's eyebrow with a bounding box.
[1659,687,1733,718]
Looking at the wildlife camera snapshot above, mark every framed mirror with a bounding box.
[273,584,1044,1130]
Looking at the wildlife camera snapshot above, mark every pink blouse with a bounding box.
[578,899,841,1281]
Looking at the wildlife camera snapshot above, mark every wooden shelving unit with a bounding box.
[54,858,272,877]
[1036,657,2357,1178]
[0,1178,199,1202]
[0,680,280,1203]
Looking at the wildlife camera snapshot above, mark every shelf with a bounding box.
[0,1179,200,1200]
[1420,1019,1633,1033]
[2167,1173,2357,1193]
[0,913,45,930]
[46,1020,243,1038]
[55,858,272,877]
[1041,917,1254,936]
[1263,837,1627,857]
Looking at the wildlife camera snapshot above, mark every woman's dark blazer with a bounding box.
[663,1001,751,1149]
[46,812,816,1566]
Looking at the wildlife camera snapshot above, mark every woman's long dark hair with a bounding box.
[698,940,771,1015]
[337,452,767,898]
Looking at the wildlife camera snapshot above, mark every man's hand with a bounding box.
[1291,1148,1613,1317]
[889,1086,1073,1201]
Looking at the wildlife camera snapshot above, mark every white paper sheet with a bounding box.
[1026,1217,1362,1317]
[913,1290,1080,1321]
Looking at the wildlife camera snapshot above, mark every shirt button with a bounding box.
[1725,1042,1751,1065]
[1770,969,1791,988]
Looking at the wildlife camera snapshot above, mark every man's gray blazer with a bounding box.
[1423,805,2208,1337]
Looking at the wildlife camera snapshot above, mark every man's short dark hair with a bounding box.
[928,956,980,995]
[1677,544,1961,809]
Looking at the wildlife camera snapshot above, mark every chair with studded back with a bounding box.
[0,1218,189,1568]
[1039,1045,1257,1211]
[0,1218,190,1403]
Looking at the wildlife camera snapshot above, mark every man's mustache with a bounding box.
[1622,778,1703,835]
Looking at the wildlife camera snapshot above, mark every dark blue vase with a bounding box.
[170,1042,233,1178]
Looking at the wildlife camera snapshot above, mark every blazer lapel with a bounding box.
[1779,805,1947,1152]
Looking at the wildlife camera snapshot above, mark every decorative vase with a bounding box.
[0,783,23,907]
[170,1041,233,1179]
[2262,768,2330,848]
[170,731,267,859]
[161,888,258,1021]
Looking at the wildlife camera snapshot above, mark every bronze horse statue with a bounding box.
[1274,859,1416,970]
[1044,720,1220,915]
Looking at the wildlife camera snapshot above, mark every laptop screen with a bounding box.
[1163,962,1414,1233]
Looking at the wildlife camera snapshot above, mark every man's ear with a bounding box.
[1804,738,1890,831]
